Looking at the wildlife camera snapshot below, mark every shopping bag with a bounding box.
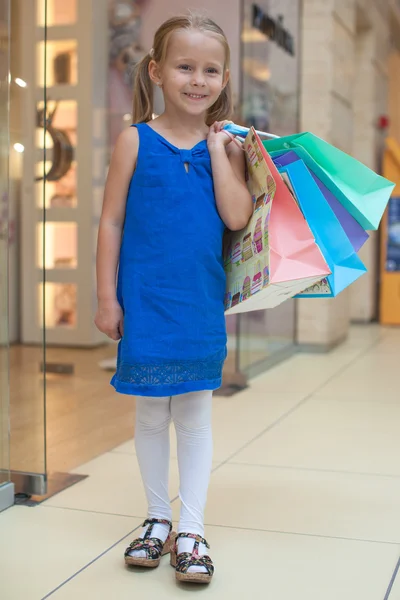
[263,132,395,231]
[276,159,367,297]
[272,150,369,252]
[224,128,330,314]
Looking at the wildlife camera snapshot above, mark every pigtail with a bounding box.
[206,79,234,126]
[132,53,154,124]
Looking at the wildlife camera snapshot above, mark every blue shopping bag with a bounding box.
[272,150,369,252]
[277,159,367,297]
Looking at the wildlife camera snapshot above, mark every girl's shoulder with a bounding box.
[111,126,139,174]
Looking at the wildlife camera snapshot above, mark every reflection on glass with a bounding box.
[37,0,77,27]
[37,40,78,87]
[36,163,78,208]
[37,222,77,269]
[38,283,77,328]
[238,302,296,376]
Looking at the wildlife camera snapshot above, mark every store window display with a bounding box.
[108,0,149,147]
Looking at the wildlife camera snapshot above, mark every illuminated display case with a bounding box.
[20,0,109,345]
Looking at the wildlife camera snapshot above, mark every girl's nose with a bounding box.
[192,71,206,86]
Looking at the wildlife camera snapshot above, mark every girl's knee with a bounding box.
[171,391,213,430]
[135,396,172,429]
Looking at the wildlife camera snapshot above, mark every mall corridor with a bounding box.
[1,324,400,599]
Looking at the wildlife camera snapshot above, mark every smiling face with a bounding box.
[150,29,229,119]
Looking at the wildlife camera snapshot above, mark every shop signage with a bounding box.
[252,3,295,56]
[386,196,400,272]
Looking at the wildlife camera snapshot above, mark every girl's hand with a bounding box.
[95,299,124,341]
[207,120,234,151]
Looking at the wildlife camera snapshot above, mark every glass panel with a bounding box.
[38,283,77,329]
[36,100,77,148]
[238,303,296,376]
[36,163,77,208]
[37,0,77,27]
[0,0,10,487]
[37,222,77,269]
[37,40,77,87]
[238,0,301,375]
[9,0,47,486]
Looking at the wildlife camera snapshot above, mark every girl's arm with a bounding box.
[95,127,138,340]
[208,123,253,231]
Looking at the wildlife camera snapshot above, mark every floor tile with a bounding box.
[188,463,400,544]
[0,504,141,600]
[317,355,400,398]
[248,351,363,394]
[44,451,180,516]
[231,394,400,476]
[45,525,398,600]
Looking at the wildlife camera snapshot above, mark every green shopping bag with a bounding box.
[264,133,395,231]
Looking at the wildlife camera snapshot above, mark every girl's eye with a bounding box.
[206,68,219,74]
[178,65,191,71]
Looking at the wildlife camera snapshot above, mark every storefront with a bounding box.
[0,0,13,511]
[0,0,301,499]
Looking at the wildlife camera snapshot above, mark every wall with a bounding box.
[297,0,391,347]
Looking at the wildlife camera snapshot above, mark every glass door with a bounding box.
[7,0,48,495]
[238,0,301,376]
[0,0,13,510]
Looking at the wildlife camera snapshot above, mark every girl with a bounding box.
[95,13,252,585]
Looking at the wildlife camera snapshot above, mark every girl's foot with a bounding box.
[124,518,175,568]
[170,533,214,584]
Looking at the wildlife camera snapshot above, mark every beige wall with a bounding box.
[297,0,391,347]
[389,51,400,145]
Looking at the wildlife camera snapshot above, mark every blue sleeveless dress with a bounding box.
[111,123,227,397]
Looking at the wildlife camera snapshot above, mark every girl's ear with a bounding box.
[222,69,230,90]
[149,60,163,87]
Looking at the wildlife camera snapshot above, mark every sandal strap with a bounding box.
[124,536,165,559]
[175,532,210,549]
[142,518,172,540]
[175,552,214,576]
[124,519,172,559]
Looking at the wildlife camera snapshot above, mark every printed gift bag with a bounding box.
[224,128,331,315]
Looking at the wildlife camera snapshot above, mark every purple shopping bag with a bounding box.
[272,151,369,253]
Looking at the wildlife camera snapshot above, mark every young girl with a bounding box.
[95,13,252,584]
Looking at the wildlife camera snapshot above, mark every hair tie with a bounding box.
[149,48,155,58]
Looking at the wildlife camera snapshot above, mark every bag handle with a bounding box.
[223,123,280,140]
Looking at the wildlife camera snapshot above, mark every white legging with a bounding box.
[134,391,213,536]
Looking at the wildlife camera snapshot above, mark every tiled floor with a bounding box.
[1,324,400,599]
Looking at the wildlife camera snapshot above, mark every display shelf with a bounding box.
[37,39,78,87]
[35,85,78,102]
[35,25,79,41]
[38,282,77,329]
[36,207,77,221]
[35,163,78,209]
[36,222,78,270]
[21,0,109,346]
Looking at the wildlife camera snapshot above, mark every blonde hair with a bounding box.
[132,13,233,125]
